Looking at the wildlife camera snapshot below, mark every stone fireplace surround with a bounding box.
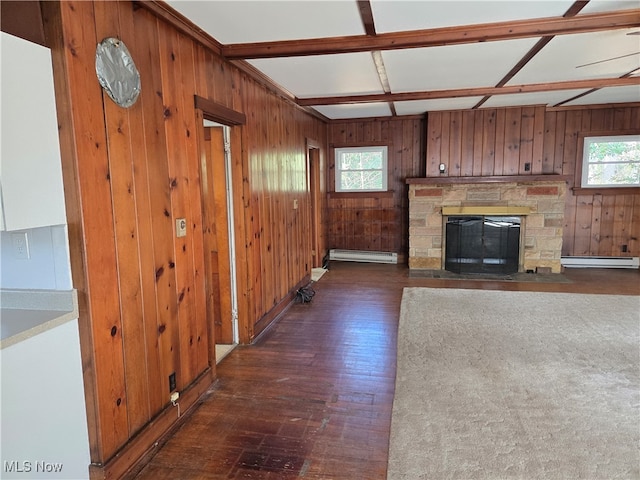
[407,175,570,274]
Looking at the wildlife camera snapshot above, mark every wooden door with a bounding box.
[308,145,322,268]
[202,126,234,344]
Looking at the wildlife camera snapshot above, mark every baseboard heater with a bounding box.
[329,249,398,264]
[561,256,639,269]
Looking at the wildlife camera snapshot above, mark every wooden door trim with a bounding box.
[194,95,246,125]
[194,97,250,350]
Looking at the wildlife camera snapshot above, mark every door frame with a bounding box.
[306,138,323,268]
[194,95,246,364]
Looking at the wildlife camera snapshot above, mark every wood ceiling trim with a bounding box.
[232,60,330,122]
[137,1,329,123]
[547,101,640,111]
[221,9,640,59]
[135,0,223,55]
[329,114,425,124]
[298,77,640,106]
[0,0,46,47]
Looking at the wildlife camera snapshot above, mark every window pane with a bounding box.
[588,162,640,185]
[588,141,640,164]
[340,170,383,190]
[340,152,383,170]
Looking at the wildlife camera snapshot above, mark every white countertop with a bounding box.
[0,289,78,349]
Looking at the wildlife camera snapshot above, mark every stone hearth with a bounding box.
[407,176,568,274]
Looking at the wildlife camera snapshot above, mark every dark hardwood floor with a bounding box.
[131,263,639,479]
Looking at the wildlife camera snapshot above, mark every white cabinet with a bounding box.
[0,317,91,479]
[0,32,67,231]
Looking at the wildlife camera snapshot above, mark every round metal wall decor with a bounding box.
[95,37,141,108]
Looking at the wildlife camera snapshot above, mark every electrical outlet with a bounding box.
[11,232,30,260]
[170,391,180,403]
[169,372,176,392]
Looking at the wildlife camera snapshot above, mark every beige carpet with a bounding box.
[388,288,640,480]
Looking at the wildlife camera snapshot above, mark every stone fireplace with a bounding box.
[407,175,569,274]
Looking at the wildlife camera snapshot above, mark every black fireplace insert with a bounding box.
[445,216,520,274]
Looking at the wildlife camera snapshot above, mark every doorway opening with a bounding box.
[307,140,322,270]
[202,120,238,363]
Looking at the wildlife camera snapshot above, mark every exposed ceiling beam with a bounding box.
[371,50,397,115]
[356,0,399,115]
[222,9,640,59]
[554,67,640,107]
[357,0,377,37]
[474,0,590,109]
[298,77,640,106]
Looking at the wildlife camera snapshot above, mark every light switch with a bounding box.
[176,218,187,238]
[293,199,298,210]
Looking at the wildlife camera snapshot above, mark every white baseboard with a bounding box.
[329,249,398,264]
[561,256,639,269]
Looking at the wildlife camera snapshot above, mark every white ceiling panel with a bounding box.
[394,97,483,115]
[370,0,574,33]
[166,1,364,43]
[313,103,392,120]
[165,1,639,120]
[250,53,383,98]
[481,89,590,109]
[563,85,640,106]
[579,0,640,14]
[383,38,540,92]
[508,29,640,85]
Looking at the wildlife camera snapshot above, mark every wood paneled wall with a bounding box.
[544,106,640,257]
[426,106,546,177]
[426,105,640,257]
[327,117,425,257]
[43,0,326,474]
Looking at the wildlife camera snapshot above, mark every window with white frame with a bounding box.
[335,146,388,192]
[581,134,640,188]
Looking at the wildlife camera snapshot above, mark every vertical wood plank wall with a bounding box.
[426,105,640,257]
[545,106,640,257]
[44,0,326,470]
[327,118,425,257]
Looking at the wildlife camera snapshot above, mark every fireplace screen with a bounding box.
[445,216,520,274]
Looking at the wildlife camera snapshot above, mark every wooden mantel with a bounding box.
[406,174,571,185]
